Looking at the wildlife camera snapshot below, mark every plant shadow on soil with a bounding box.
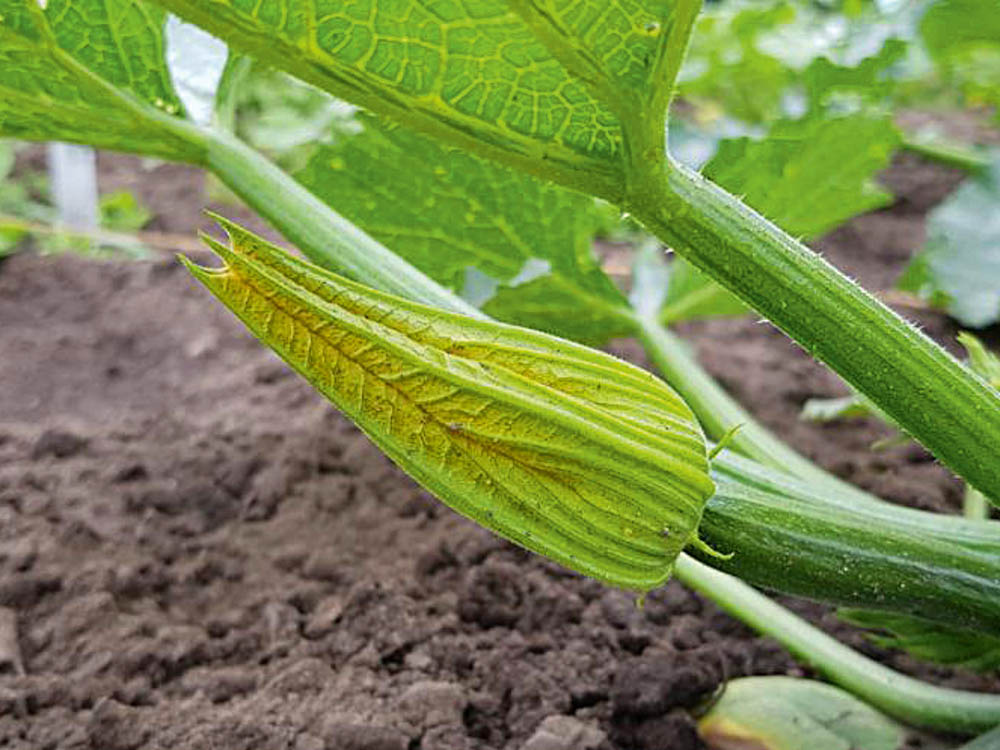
[0,147,997,750]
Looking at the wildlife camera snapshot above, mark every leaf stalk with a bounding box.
[627,157,1000,503]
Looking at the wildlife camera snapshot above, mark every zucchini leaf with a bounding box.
[698,677,903,750]
[0,0,203,162]
[295,118,634,345]
[149,0,701,197]
[841,609,1000,673]
[184,217,715,592]
[899,158,1000,328]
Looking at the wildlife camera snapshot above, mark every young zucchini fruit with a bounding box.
[702,464,1000,632]
[182,217,715,591]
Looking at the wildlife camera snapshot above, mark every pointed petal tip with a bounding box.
[177,252,211,281]
[197,230,234,260]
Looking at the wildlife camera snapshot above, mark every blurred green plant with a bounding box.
[0,142,155,260]
[0,140,49,256]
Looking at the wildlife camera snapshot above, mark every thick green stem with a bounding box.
[627,158,1000,503]
[646,0,703,142]
[201,128,484,319]
[714,451,1000,556]
[675,555,1000,734]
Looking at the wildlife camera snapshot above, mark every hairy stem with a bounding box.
[627,158,1000,503]
[713,451,1000,556]
[675,555,1000,735]
[647,0,704,144]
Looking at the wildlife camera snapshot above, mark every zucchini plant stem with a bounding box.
[713,450,1000,556]
[674,555,1000,734]
[183,126,1000,733]
[626,157,1000,503]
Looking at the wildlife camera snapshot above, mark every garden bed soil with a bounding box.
[0,148,996,750]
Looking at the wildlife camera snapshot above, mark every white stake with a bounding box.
[47,142,99,231]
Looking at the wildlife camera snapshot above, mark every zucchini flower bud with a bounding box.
[183,217,715,591]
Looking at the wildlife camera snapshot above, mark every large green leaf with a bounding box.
[295,118,633,344]
[184,217,714,592]
[698,677,903,750]
[900,159,1000,328]
[149,0,699,197]
[0,0,202,161]
[841,610,1000,674]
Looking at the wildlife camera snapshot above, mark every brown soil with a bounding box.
[0,149,995,750]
